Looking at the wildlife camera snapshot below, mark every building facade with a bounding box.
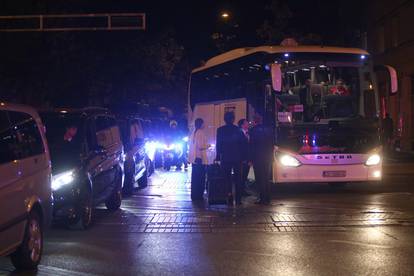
[367,0,414,151]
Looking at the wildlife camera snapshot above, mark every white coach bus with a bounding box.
[188,40,398,185]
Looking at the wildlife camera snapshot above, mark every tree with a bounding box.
[0,28,189,111]
[256,0,292,44]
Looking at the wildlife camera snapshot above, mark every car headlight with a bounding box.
[175,143,183,152]
[145,141,157,153]
[365,154,381,166]
[155,142,164,150]
[279,154,301,167]
[164,144,175,150]
[52,170,75,191]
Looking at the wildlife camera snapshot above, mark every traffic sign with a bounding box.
[0,13,146,32]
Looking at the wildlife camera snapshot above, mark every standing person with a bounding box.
[250,114,273,205]
[167,120,188,170]
[189,118,210,201]
[299,79,313,122]
[382,113,394,154]
[238,118,250,196]
[216,112,244,205]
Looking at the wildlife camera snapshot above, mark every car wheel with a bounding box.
[11,211,43,270]
[150,161,155,175]
[146,159,154,177]
[68,189,93,230]
[138,170,148,188]
[106,189,122,211]
[123,171,134,196]
[106,172,122,211]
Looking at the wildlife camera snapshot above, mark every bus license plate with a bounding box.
[323,171,346,177]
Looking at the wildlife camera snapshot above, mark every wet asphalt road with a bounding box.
[1,169,414,275]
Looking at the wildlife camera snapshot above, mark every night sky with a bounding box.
[0,0,364,109]
[0,0,364,63]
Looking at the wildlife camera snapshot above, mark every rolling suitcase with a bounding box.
[207,164,227,204]
[191,162,205,200]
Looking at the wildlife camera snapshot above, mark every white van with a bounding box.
[0,102,52,270]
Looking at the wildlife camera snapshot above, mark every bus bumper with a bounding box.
[273,162,382,183]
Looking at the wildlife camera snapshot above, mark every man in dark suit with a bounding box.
[216,112,244,205]
[250,113,273,205]
[238,118,250,196]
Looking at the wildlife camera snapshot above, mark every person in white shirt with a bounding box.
[189,118,210,165]
[189,118,210,200]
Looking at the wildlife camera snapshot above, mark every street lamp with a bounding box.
[221,12,230,19]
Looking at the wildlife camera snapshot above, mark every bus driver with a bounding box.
[329,79,350,96]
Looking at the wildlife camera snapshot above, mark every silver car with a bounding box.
[0,102,52,270]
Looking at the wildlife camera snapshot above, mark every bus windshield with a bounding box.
[276,62,361,123]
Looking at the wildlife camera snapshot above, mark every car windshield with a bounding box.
[276,62,361,123]
[40,112,85,173]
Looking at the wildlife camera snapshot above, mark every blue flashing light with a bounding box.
[360,55,366,60]
[312,135,317,147]
[265,64,270,71]
[284,53,290,58]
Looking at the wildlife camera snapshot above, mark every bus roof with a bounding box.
[192,45,369,73]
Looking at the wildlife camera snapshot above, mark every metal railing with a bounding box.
[0,13,146,32]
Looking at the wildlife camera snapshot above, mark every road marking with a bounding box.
[37,265,96,276]
[132,194,163,197]
[328,240,392,249]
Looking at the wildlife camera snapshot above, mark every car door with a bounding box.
[8,111,49,216]
[0,111,26,254]
[101,116,123,195]
[133,120,146,179]
[84,116,108,205]
[89,115,120,203]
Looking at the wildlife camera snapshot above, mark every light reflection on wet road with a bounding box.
[1,169,414,275]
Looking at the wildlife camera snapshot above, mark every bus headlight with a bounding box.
[279,155,301,167]
[365,154,381,166]
[52,170,75,191]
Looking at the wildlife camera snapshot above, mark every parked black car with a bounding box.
[117,116,153,195]
[40,107,124,229]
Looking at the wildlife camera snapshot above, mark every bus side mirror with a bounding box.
[385,65,398,94]
[271,64,282,92]
[375,65,398,95]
